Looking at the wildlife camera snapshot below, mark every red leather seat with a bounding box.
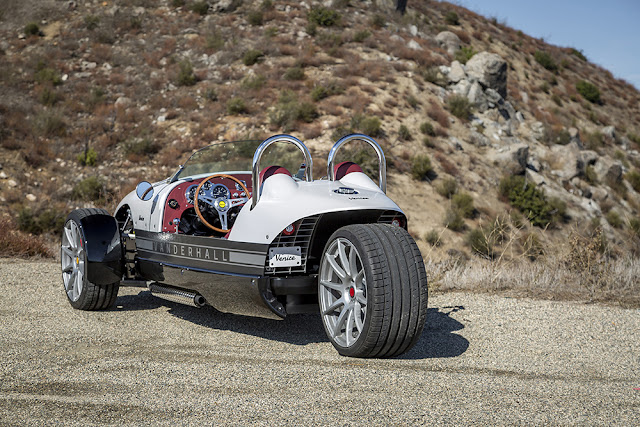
[259,165,291,188]
[334,161,363,180]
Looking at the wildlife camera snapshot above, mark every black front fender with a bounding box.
[79,214,123,285]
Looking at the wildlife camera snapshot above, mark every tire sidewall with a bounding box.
[61,216,90,310]
[319,226,375,357]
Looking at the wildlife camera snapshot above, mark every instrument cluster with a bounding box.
[185,182,230,205]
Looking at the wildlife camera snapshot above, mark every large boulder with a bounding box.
[594,159,623,184]
[465,52,507,98]
[435,31,461,55]
[549,143,584,180]
[448,60,466,83]
[488,143,529,175]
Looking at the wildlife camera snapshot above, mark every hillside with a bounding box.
[1,0,639,302]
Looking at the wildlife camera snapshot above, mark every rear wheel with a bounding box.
[319,224,428,358]
[60,208,119,310]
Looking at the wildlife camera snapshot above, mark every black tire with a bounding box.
[318,224,428,358]
[60,208,120,310]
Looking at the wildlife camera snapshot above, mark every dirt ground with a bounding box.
[1,259,639,425]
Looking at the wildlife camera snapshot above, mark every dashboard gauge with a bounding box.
[185,185,198,205]
[202,181,212,191]
[235,181,247,191]
[212,184,229,199]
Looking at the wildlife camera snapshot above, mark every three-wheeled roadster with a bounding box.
[60,134,428,357]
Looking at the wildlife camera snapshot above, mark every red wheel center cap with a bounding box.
[349,287,355,298]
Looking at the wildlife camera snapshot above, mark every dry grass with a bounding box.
[427,255,640,308]
[426,222,640,307]
[0,216,53,258]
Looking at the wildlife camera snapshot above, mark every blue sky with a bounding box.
[449,0,640,90]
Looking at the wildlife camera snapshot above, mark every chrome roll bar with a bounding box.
[251,134,313,209]
[327,133,386,193]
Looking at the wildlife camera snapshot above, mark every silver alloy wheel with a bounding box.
[61,220,85,302]
[319,237,367,348]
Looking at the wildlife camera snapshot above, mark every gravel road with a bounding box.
[1,260,638,425]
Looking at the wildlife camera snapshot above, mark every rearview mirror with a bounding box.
[135,181,154,201]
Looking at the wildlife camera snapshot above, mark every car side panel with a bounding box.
[228,174,403,244]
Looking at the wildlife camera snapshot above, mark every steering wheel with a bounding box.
[194,174,250,233]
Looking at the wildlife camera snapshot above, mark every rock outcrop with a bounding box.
[465,52,507,98]
[435,31,461,55]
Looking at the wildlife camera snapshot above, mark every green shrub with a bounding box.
[534,50,558,72]
[499,175,565,227]
[284,66,305,81]
[311,81,343,102]
[452,192,474,218]
[176,60,197,86]
[18,207,66,235]
[269,91,318,132]
[204,86,217,101]
[411,155,433,181]
[421,66,445,86]
[308,7,340,27]
[72,176,105,201]
[553,128,571,145]
[570,48,587,61]
[353,30,371,43]
[84,15,100,30]
[242,74,266,90]
[243,49,264,66]
[311,86,328,102]
[625,170,640,192]
[371,14,386,28]
[455,46,475,64]
[264,26,278,38]
[576,80,601,104]
[436,177,458,198]
[87,87,105,107]
[122,137,158,157]
[77,147,98,166]
[424,229,441,246]
[606,210,623,228]
[585,165,598,185]
[189,1,209,15]
[35,67,62,86]
[399,124,411,141]
[443,208,465,231]
[247,10,263,26]
[467,227,493,258]
[172,0,185,6]
[227,97,248,115]
[420,122,436,136]
[444,11,459,25]
[407,95,418,109]
[24,22,40,36]
[39,87,61,106]
[447,94,472,120]
[351,115,381,137]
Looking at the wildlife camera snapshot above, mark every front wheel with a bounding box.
[61,208,119,310]
[319,224,428,358]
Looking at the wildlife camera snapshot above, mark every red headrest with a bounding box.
[259,165,291,187]
[334,161,363,180]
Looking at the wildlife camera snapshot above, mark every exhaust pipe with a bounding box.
[149,283,206,308]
